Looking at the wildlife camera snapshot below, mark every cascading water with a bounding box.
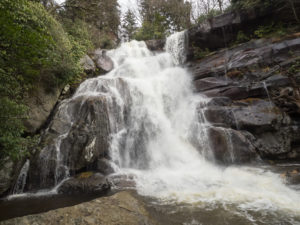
[96,31,299,223]
[13,31,300,223]
[12,160,30,194]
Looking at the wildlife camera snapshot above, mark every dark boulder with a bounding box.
[206,97,232,107]
[207,127,258,164]
[27,95,111,191]
[145,39,165,51]
[57,173,110,195]
[204,99,290,130]
[232,99,290,131]
[254,128,292,158]
[96,158,115,175]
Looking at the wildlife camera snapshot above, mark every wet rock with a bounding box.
[204,99,290,130]
[109,174,136,189]
[97,158,115,175]
[254,128,292,157]
[80,55,96,73]
[57,173,110,195]
[145,39,165,51]
[281,169,300,185]
[190,38,300,83]
[207,127,258,164]
[232,99,289,131]
[27,95,111,191]
[93,49,114,72]
[203,107,234,128]
[0,191,157,225]
[206,97,232,107]
[194,77,230,92]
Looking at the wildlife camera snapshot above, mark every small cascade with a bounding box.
[165,31,188,65]
[54,133,70,185]
[231,109,240,130]
[13,160,30,194]
[223,128,235,163]
[263,81,273,106]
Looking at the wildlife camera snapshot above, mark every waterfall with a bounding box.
[99,31,299,217]
[20,31,300,220]
[13,160,30,194]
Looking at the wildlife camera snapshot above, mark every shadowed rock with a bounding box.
[27,95,111,191]
[207,127,258,164]
[57,173,110,195]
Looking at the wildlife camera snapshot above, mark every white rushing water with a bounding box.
[74,31,300,220]
[24,31,299,222]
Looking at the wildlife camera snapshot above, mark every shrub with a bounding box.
[0,0,87,166]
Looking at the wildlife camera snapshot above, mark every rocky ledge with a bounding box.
[0,191,157,225]
[188,36,300,163]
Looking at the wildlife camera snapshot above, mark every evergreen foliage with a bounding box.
[0,0,87,166]
[134,0,191,40]
[62,0,120,48]
[122,10,138,41]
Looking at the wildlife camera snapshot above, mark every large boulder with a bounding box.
[203,98,294,160]
[145,39,165,51]
[254,128,292,158]
[26,95,111,191]
[204,99,289,130]
[92,49,114,72]
[57,173,110,195]
[207,127,258,164]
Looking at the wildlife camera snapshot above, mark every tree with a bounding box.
[135,0,191,40]
[62,0,120,48]
[122,10,138,41]
[0,0,85,167]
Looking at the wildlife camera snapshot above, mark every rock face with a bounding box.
[0,191,157,225]
[26,95,111,191]
[80,55,96,73]
[145,39,165,51]
[188,1,300,52]
[57,173,110,195]
[23,85,62,134]
[207,127,257,164]
[92,49,114,72]
[189,36,300,161]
